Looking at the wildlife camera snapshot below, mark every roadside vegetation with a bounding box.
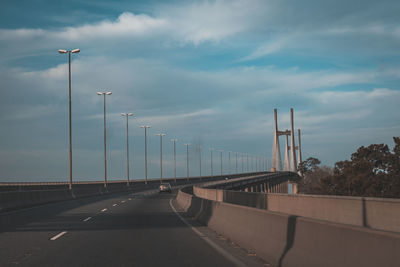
[298,137,400,198]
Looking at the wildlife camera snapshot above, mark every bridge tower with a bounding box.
[289,108,297,172]
[271,108,302,173]
[272,109,282,171]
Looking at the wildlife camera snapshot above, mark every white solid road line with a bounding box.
[50,231,67,241]
[83,217,92,222]
[169,199,247,267]
[101,208,107,212]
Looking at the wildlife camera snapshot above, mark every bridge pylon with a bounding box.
[271,108,302,173]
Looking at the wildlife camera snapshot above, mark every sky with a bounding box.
[0,0,399,182]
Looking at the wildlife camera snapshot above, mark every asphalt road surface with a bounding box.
[0,189,267,267]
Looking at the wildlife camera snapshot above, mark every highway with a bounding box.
[0,188,266,267]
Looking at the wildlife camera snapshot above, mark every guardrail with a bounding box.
[176,173,400,267]
[0,172,264,212]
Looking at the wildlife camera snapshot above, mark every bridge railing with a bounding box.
[0,172,264,212]
[191,172,400,233]
[175,172,400,267]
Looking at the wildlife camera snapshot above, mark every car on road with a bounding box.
[159,183,172,193]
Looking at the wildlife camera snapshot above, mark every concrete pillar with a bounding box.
[284,134,290,171]
[297,129,302,173]
[290,108,297,172]
[245,187,248,192]
[293,183,298,194]
[272,109,282,171]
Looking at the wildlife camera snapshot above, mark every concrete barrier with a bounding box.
[176,188,400,267]
[0,189,73,212]
[193,182,400,233]
[0,173,263,213]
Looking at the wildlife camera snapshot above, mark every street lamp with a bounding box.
[156,133,166,183]
[171,139,178,183]
[199,145,202,179]
[210,148,214,176]
[96,91,112,188]
[242,153,244,173]
[184,144,190,181]
[140,125,150,184]
[228,151,231,174]
[256,155,258,172]
[247,153,249,173]
[218,150,224,175]
[235,152,238,174]
[58,48,80,190]
[121,113,134,186]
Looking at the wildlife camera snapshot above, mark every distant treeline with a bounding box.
[298,137,400,198]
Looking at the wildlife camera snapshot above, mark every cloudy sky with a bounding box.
[1,0,399,182]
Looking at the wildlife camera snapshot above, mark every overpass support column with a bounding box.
[293,183,298,194]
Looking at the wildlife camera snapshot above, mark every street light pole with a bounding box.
[171,139,178,183]
[121,113,133,186]
[235,152,238,174]
[247,153,249,173]
[140,125,150,184]
[218,150,224,175]
[210,148,214,177]
[96,91,112,188]
[242,153,244,173]
[199,145,202,179]
[228,151,231,174]
[256,155,258,172]
[58,48,80,190]
[156,133,166,183]
[184,144,190,181]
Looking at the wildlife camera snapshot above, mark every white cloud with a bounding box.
[54,12,166,41]
[240,37,290,61]
[160,0,263,44]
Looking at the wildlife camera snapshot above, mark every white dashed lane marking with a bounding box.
[113,204,118,207]
[101,208,107,212]
[50,231,67,241]
[83,217,92,222]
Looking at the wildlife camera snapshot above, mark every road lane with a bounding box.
[0,190,264,266]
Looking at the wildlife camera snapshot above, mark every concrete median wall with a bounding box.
[176,188,400,267]
[0,173,263,213]
[266,193,400,233]
[193,185,400,233]
[0,189,73,212]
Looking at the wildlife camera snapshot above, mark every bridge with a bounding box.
[1,171,399,266]
[0,107,398,267]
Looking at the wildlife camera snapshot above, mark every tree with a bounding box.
[298,157,321,176]
[298,157,332,194]
[320,137,400,198]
